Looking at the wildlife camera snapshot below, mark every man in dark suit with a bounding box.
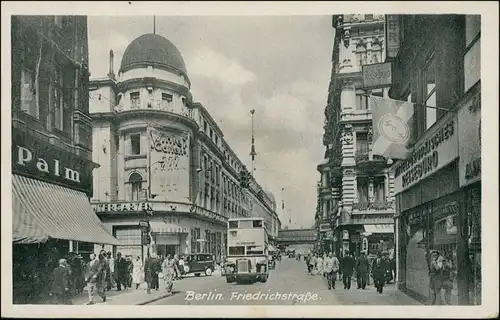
[371,251,386,294]
[115,252,128,291]
[355,251,369,289]
[341,251,355,290]
[50,259,72,304]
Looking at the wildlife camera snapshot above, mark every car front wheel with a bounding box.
[205,267,213,276]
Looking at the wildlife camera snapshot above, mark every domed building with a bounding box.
[89,33,281,260]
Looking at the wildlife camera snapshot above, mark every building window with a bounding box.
[356,93,369,110]
[161,92,173,109]
[374,177,385,203]
[356,132,369,155]
[129,172,143,201]
[464,15,481,92]
[357,177,369,203]
[130,134,141,155]
[423,54,437,130]
[209,128,213,139]
[114,226,142,258]
[215,135,219,146]
[356,47,367,66]
[130,91,140,109]
[215,166,220,186]
[20,69,37,117]
[203,121,207,133]
[465,15,481,48]
[365,14,373,21]
[53,66,64,131]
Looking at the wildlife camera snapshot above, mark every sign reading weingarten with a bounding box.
[393,115,458,192]
[92,202,153,213]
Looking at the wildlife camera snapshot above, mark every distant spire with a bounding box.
[153,16,156,34]
[107,49,115,80]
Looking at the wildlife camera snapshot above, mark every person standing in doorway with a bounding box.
[355,251,369,289]
[371,251,386,294]
[341,251,354,290]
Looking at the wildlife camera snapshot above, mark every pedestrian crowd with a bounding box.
[49,250,183,305]
[304,250,394,294]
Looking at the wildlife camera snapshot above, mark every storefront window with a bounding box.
[466,184,481,305]
[431,199,459,305]
[424,54,437,130]
[114,226,142,258]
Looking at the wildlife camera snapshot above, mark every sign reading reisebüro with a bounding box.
[393,116,458,193]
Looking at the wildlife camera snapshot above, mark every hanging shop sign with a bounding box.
[458,89,481,187]
[319,223,330,232]
[362,62,392,89]
[12,130,94,194]
[393,114,458,193]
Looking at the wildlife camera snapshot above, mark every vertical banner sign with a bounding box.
[385,15,401,60]
[150,128,190,202]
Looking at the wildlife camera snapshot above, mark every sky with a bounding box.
[88,15,334,229]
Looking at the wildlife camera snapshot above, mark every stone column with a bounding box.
[367,125,373,161]
[352,174,358,204]
[384,172,390,203]
[323,200,328,219]
[341,124,355,167]
[340,80,356,113]
[368,176,375,204]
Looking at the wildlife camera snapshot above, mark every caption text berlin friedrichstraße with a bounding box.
[185,290,320,303]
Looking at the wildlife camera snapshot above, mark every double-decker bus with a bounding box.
[223,217,269,283]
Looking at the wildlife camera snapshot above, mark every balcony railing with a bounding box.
[352,200,395,211]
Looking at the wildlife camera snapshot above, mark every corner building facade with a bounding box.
[387,15,481,305]
[90,34,280,262]
[317,15,395,257]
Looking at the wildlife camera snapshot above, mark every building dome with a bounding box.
[120,33,188,77]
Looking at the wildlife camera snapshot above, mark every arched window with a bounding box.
[129,172,143,201]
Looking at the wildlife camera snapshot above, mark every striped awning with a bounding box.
[12,175,120,245]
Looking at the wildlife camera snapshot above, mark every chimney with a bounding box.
[107,49,115,80]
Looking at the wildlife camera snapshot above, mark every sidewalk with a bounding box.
[318,275,422,305]
[43,282,172,306]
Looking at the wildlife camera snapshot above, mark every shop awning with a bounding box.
[363,224,394,235]
[12,175,120,245]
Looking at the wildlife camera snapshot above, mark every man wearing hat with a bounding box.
[50,259,72,304]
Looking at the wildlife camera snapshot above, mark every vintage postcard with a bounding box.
[1,1,498,318]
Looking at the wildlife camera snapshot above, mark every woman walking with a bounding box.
[162,254,180,293]
[316,254,324,276]
[132,256,144,290]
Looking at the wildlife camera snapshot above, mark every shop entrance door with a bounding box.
[156,245,178,257]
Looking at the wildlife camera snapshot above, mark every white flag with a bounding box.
[370,96,414,160]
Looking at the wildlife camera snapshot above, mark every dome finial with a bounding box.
[153,16,156,34]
